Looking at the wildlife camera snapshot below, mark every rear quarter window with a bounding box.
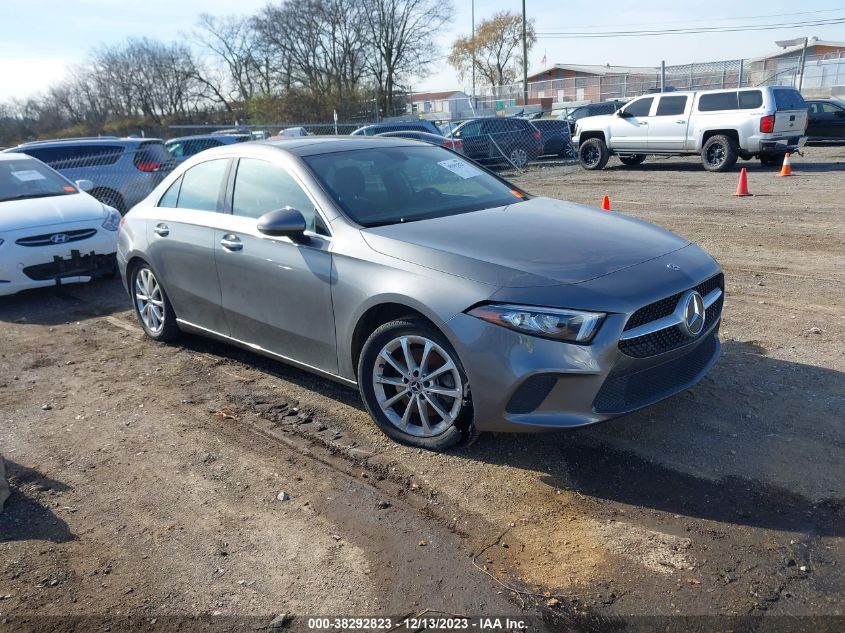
[21,145,123,169]
[772,89,806,111]
[738,90,763,109]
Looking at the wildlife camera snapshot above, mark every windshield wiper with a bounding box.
[0,191,69,202]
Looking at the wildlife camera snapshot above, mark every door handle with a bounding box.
[220,234,243,251]
[154,223,169,237]
[676,120,686,124]
[639,121,648,126]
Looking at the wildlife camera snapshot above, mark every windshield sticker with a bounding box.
[437,158,482,179]
[11,170,46,182]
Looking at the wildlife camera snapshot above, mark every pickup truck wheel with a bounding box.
[579,138,610,170]
[618,154,646,166]
[701,135,738,172]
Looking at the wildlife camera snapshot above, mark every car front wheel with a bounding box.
[131,262,180,341]
[358,319,474,450]
[578,138,610,170]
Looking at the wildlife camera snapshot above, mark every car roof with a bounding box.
[0,152,37,162]
[166,134,250,143]
[15,137,162,148]
[260,136,422,157]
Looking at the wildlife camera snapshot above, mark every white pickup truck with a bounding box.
[572,86,808,172]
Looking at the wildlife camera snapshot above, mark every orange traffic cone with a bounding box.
[779,153,792,177]
[601,195,611,211]
[734,168,751,196]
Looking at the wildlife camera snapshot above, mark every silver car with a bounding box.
[117,138,723,450]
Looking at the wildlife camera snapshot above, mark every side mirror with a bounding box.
[615,109,626,117]
[75,179,94,192]
[257,207,307,239]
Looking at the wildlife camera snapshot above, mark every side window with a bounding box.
[738,90,763,109]
[459,121,481,137]
[655,96,688,116]
[808,103,821,115]
[623,97,654,117]
[176,159,229,211]
[821,102,844,114]
[232,158,318,232]
[158,176,182,207]
[166,142,184,158]
[699,92,739,111]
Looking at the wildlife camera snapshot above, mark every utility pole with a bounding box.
[522,0,528,107]
[471,0,476,109]
[798,36,809,91]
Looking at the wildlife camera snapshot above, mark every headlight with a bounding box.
[101,208,121,231]
[468,303,605,343]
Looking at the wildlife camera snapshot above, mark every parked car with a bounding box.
[5,137,175,213]
[376,130,464,154]
[117,137,723,450]
[351,121,442,136]
[165,134,251,164]
[560,101,625,133]
[530,119,574,158]
[446,117,543,168]
[573,86,808,171]
[805,99,845,141]
[0,153,119,296]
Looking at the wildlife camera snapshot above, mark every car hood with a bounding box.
[360,197,690,287]
[576,114,616,129]
[0,193,106,232]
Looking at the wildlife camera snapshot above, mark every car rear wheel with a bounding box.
[618,154,647,166]
[131,263,180,341]
[508,147,529,169]
[701,135,738,172]
[358,319,474,451]
[578,138,610,170]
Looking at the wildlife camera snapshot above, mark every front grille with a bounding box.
[22,251,114,281]
[506,374,557,414]
[594,333,718,414]
[16,228,97,247]
[619,274,724,358]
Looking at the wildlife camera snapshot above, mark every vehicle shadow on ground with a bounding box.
[0,460,76,543]
[791,162,845,172]
[177,333,364,410]
[0,278,127,326]
[455,340,845,536]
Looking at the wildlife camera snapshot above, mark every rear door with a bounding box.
[609,96,653,150]
[145,158,231,334]
[647,95,690,151]
[771,88,808,135]
[213,157,337,373]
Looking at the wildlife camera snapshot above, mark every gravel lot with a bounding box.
[1,146,843,632]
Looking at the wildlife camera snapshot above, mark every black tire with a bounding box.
[760,154,783,168]
[129,261,180,342]
[358,319,474,451]
[578,138,610,170]
[91,188,127,214]
[701,135,738,172]
[618,154,646,166]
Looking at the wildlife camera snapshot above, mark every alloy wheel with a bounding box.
[510,148,529,168]
[706,142,726,167]
[372,335,463,438]
[134,268,165,334]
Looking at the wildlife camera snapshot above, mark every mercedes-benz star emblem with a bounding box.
[678,290,705,337]
[50,233,69,244]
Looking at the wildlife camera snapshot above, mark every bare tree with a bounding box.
[361,0,451,116]
[449,11,536,91]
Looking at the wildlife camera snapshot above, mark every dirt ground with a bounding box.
[1,146,843,632]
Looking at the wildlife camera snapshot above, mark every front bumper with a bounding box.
[0,225,117,297]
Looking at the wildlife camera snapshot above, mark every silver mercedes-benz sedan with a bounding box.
[117,137,723,450]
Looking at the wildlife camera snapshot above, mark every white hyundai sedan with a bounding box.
[0,153,120,296]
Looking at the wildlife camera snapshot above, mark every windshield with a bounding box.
[303,145,526,227]
[0,157,76,203]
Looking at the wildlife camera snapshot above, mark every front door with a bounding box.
[609,96,653,150]
[213,157,338,374]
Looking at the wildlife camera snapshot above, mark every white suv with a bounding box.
[573,86,808,172]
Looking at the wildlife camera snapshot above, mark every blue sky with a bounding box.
[1,0,843,101]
